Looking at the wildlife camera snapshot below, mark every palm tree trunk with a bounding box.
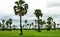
[38,17,41,32]
[20,15,22,35]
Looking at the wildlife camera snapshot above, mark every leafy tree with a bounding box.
[13,25,16,30]
[34,9,43,32]
[31,23,34,26]
[35,20,38,25]
[8,18,12,30]
[47,17,53,31]
[53,21,56,30]
[25,20,27,24]
[31,23,34,29]
[39,19,46,29]
[24,20,27,28]
[5,20,9,30]
[29,24,31,29]
[34,20,38,29]
[2,19,5,30]
[13,0,28,35]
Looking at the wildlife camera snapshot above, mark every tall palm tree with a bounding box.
[47,17,53,31]
[13,0,28,35]
[8,18,12,30]
[2,19,5,30]
[34,9,43,32]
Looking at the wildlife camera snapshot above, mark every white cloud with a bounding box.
[0,0,60,27]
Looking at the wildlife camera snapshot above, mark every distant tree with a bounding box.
[34,20,38,29]
[5,20,9,30]
[53,21,56,30]
[39,19,46,29]
[31,23,34,26]
[25,20,27,24]
[24,20,27,29]
[47,17,53,31]
[13,0,28,35]
[35,20,38,25]
[2,19,5,30]
[31,23,34,29]
[34,9,43,32]
[29,24,31,29]
[13,25,16,30]
[8,18,12,30]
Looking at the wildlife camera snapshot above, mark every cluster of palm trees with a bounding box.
[13,0,57,35]
[23,20,34,29]
[0,18,16,30]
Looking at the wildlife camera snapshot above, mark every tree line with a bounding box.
[13,0,57,35]
[0,18,16,31]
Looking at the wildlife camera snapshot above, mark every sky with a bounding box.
[0,0,60,27]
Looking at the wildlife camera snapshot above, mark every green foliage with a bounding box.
[25,20,27,24]
[47,17,53,22]
[13,0,28,16]
[34,9,43,18]
[2,19,5,24]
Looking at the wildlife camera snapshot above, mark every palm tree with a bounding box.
[31,23,34,29]
[5,20,9,30]
[25,20,27,24]
[27,24,29,29]
[13,25,16,30]
[24,20,27,26]
[39,19,46,29]
[53,21,56,30]
[47,17,53,31]
[13,0,28,35]
[34,9,43,32]
[29,24,31,29]
[31,23,34,26]
[8,18,12,30]
[2,19,5,30]
[34,20,38,29]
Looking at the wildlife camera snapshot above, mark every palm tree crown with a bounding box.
[34,9,43,18]
[13,0,28,16]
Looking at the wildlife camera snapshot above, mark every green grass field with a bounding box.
[0,30,60,37]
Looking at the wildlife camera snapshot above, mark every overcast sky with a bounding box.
[0,0,60,26]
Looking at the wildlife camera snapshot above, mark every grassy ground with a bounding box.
[0,30,60,37]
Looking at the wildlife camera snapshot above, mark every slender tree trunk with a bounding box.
[20,15,22,35]
[38,17,41,32]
